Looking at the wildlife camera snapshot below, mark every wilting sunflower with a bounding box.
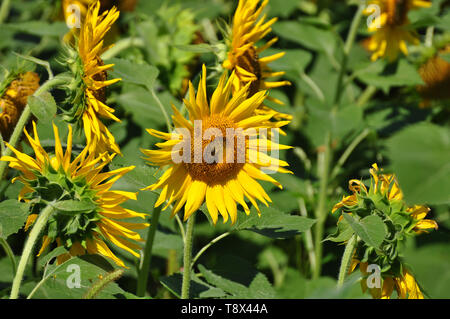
[0,72,40,142]
[364,0,431,62]
[349,260,424,299]
[0,122,148,268]
[142,65,292,225]
[332,163,437,299]
[222,0,291,122]
[417,45,450,106]
[63,0,121,156]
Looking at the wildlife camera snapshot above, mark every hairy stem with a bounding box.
[83,269,124,299]
[10,204,54,299]
[181,215,195,299]
[136,205,162,297]
[191,231,231,269]
[338,235,357,287]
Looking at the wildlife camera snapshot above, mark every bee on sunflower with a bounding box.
[364,0,431,62]
[61,0,121,156]
[0,71,40,143]
[222,0,292,125]
[331,163,437,299]
[0,122,148,268]
[141,65,292,225]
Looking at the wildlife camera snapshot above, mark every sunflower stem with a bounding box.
[136,205,162,297]
[10,204,55,299]
[312,132,331,279]
[83,269,124,299]
[0,237,16,276]
[181,214,195,299]
[0,76,67,180]
[298,198,316,274]
[0,0,11,24]
[191,231,231,269]
[100,37,145,60]
[337,234,357,287]
[333,2,365,107]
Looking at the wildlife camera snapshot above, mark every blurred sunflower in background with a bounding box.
[142,66,292,225]
[62,1,122,156]
[222,0,291,123]
[364,0,431,62]
[0,122,148,268]
[0,71,40,143]
[417,44,450,107]
[332,163,437,299]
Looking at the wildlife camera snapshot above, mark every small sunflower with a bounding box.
[364,0,431,62]
[0,72,40,142]
[350,260,424,299]
[63,0,121,156]
[332,163,437,299]
[222,0,291,122]
[417,45,450,106]
[0,122,148,268]
[141,66,292,225]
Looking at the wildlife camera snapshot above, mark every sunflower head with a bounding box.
[417,45,450,105]
[61,0,121,156]
[222,0,291,122]
[141,65,292,225]
[364,0,431,62]
[331,163,437,298]
[0,122,148,268]
[0,71,40,142]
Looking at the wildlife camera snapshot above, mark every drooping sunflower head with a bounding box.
[222,0,291,120]
[331,163,437,299]
[141,65,292,225]
[364,0,431,62]
[0,122,148,268]
[62,0,121,156]
[417,45,450,105]
[0,71,40,142]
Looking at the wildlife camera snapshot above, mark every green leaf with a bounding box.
[342,214,386,249]
[324,216,354,243]
[23,256,126,299]
[51,200,97,213]
[386,123,450,205]
[107,58,159,90]
[5,21,68,37]
[440,53,450,63]
[28,92,57,123]
[0,200,30,239]
[159,272,224,298]
[357,59,424,93]
[233,206,316,239]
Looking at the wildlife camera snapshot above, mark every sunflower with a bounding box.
[417,45,450,106]
[332,163,437,299]
[64,0,121,156]
[0,122,148,268]
[222,0,291,122]
[350,261,424,299]
[141,65,292,225]
[0,72,40,142]
[364,0,431,62]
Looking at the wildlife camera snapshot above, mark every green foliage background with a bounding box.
[0,0,449,299]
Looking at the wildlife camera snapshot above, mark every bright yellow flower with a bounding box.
[77,0,121,155]
[0,122,148,268]
[353,261,424,299]
[142,66,292,225]
[0,72,40,142]
[364,0,431,62]
[223,0,291,122]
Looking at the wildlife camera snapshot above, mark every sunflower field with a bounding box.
[0,0,449,302]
